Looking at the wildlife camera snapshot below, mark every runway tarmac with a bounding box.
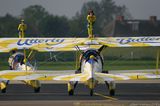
[0,80,160,106]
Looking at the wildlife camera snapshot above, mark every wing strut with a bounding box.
[156,48,160,74]
[75,46,81,70]
[23,48,27,71]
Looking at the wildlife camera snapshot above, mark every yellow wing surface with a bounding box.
[0,70,89,81]
[95,72,160,83]
[0,70,159,82]
[0,38,101,52]
[0,37,160,52]
[92,37,160,47]
[50,72,160,82]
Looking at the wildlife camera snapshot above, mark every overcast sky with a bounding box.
[0,0,160,19]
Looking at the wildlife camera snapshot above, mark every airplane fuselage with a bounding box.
[80,49,103,73]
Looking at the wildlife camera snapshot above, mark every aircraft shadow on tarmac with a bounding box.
[0,83,160,101]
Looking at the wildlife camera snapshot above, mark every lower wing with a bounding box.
[0,70,89,82]
[95,72,160,83]
[52,73,89,82]
[1,70,159,82]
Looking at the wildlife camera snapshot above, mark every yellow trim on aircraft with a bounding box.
[1,37,160,52]
[0,82,7,90]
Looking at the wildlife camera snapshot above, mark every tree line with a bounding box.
[0,0,130,38]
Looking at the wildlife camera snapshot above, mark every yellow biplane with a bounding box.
[0,37,160,96]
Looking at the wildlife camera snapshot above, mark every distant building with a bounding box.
[104,16,160,37]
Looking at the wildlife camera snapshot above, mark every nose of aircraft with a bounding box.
[86,54,97,65]
[87,58,95,65]
[83,58,96,74]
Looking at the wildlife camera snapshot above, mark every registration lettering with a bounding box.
[17,39,65,46]
[117,37,160,44]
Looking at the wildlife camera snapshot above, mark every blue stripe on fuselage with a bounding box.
[87,59,97,64]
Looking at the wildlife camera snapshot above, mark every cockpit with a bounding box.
[8,52,34,70]
[82,49,99,60]
[14,54,24,64]
[78,49,104,73]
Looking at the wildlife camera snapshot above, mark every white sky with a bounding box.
[0,0,160,19]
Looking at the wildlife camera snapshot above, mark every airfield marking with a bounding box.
[94,92,118,101]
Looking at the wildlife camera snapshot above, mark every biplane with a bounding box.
[0,37,160,96]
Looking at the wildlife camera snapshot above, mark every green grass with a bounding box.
[38,62,76,70]
[103,60,156,70]
[0,47,159,71]
[0,60,157,71]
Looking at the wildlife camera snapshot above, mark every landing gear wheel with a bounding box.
[105,81,116,96]
[90,89,93,96]
[68,82,74,96]
[68,89,74,96]
[74,81,78,89]
[1,88,6,93]
[34,87,40,93]
[109,89,115,96]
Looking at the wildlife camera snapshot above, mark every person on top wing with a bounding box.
[87,9,96,38]
[18,19,27,38]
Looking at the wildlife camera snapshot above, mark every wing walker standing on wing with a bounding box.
[18,19,27,38]
[87,9,96,38]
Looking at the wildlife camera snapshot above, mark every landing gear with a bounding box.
[90,89,94,96]
[68,82,74,96]
[74,81,78,89]
[34,87,40,93]
[68,89,74,96]
[67,81,79,96]
[23,80,41,93]
[1,88,6,93]
[109,89,115,96]
[105,81,116,96]
[86,78,98,96]
[0,81,8,93]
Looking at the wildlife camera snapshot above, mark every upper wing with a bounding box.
[0,38,102,52]
[1,36,160,52]
[96,37,160,47]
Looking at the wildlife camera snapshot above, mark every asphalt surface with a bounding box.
[0,80,160,106]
